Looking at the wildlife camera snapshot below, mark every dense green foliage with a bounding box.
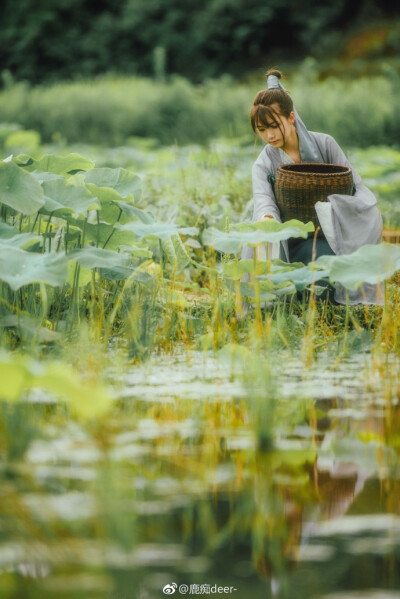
[0,69,399,147]
[1,0,399,84]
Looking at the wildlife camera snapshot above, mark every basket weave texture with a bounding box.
[274,163,353,237]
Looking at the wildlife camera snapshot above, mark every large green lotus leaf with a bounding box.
[222,259,307,280]
[203,220,314,254]
[29,170,64,184]
[0,232,41,250]
[68,247,132,270]
[0,247,68,290]
[117,221,198,240]
[0,222,41,248]
[119,202,155,224]
[223,259,270,280]
[15,153,95,175]
[233,219,314,234]
[314,243,400,290]
[0,162,44,215]
[41,178,100,216]
[268,266,330,291]
[74,220,137,250]
[84,168,141,204]
[118,244,153,258]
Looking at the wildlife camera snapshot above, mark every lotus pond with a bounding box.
[1,133,400,598]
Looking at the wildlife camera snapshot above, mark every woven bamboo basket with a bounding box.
[274,163,354,238]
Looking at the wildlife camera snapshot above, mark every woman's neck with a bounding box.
[282,129,301,162]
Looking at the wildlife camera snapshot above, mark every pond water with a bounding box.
[1,347,400,599]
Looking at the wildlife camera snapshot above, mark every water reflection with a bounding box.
[0,350,400,598]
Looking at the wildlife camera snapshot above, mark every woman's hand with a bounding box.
[260,214,275,221]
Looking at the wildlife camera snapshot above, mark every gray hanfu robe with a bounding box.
[242,130,383,305]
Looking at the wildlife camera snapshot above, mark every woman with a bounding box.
[243,69,383,305]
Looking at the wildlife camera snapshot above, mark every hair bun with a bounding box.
[265,69,282,79]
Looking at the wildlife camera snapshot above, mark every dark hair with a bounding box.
[250,69,294,141]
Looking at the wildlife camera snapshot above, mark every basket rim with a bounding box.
[276,162,352,178]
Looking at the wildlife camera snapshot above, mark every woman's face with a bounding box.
[256,104,295,149]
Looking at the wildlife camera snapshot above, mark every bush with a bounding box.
[0,72,399,148]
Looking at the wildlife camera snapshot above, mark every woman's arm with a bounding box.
[251,154,281,222]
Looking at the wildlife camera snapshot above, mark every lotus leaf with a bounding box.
[0,247,68,290]
[268,266,330,291]
[74,220,136,250]
[84,167,141,204]
[0,231,41,250]
[119,202,155,224]
[69,247,132,270]
[203,220,314,254]
[41,178,101,216]
[117,221,198,240]
[0,161,44,215]
[15,153,95,175]
[314,243,400,290]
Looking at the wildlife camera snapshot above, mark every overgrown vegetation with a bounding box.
[0,136,400,598]
[0,69,399,147]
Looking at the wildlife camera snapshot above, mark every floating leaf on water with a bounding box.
[0,161,44,215]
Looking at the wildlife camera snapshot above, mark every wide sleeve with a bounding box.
[323,134,382,255]
[251,153,281,222]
